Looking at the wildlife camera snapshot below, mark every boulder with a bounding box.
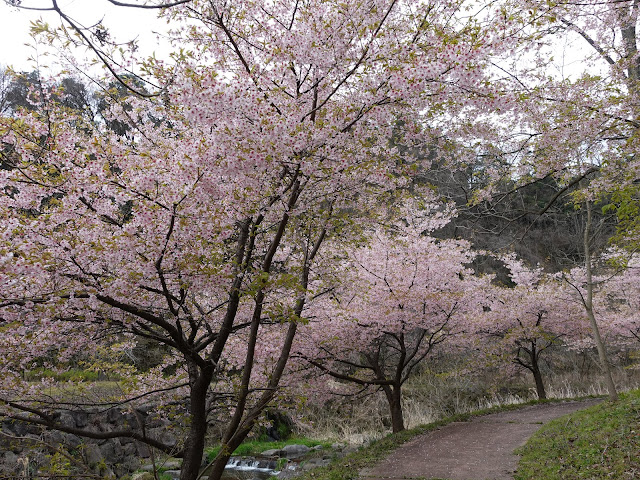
[106,408,121,424]
[135,441,151,458]
[281,444,310,457]
[72,410,89,428]
[55,411,77,429]
[148,426,177,448]
[261,448,282,457]
[99,441,120,463]
[83,443,104,466]
[122,442,137,457]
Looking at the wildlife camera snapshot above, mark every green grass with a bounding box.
[205,436,333,461]
[515,389,640,480]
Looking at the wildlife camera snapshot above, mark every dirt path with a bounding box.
[360,399,602,480]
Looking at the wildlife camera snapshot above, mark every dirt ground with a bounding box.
[359,398,602,480]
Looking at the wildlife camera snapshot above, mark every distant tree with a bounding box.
[3,70,42,113]
[477,256,589,399]
[597,256,640,355]
[0,69,95,119]
[94,75,150,137]
[296,205,489,433]
[562,200,620,401]
[0,67,12,115]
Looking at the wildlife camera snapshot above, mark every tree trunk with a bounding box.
[531,362,546,400]
[180,364,213,480]
[383,385,405,433]
[583,200,618,402]
[527,344,546,400]
[203,321,301,480]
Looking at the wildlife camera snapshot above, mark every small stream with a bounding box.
[153,445,337,480]
[219,457,282,479]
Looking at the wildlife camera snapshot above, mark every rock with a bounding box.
[103,466,116,479]
[149,426,178,447]
[140,459,182,471]
[302,458,331,469]
[63,434,83,450]
[281,444,310,457]
[163,469,181,479]
[161,460,183,470]
[106,408,121,424]
[0,405,183,479]
[261,448,282,457]
[136,441,151,458]
[122,412,139,429]
[45,429,66,446]
[122,457,142,475]
[343,445,359,455]
[99,441,120,463]
[257,459,277,469]
[135,404,154,415]
[3,419,30,436]
[131,473,155,480]
[83,444,103,466]
[93,464,116,479]
[72,410,89,428]
[122,442,137,457]
[56,411,77,428]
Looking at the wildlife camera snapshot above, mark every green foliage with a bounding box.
[41,452,72,477]
[603,183,640,252]
[276,457,288,470]
[206,437,332,461]
[516,389,640,479]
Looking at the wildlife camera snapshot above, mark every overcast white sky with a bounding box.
[0,0,171,73]
[1,0,598,83]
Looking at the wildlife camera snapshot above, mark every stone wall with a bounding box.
[0,407,177,479]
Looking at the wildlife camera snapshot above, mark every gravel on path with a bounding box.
[359,398,602,480]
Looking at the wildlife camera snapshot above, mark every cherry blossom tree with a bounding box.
[577,254,640,366]
[462,0,640,402]
[0,1,511,478]
[475,1,640,190]
[294,205,489,433]
[477,256,589,399]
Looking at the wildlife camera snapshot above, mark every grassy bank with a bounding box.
[515,389,640,480]
[205,437,333,461]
